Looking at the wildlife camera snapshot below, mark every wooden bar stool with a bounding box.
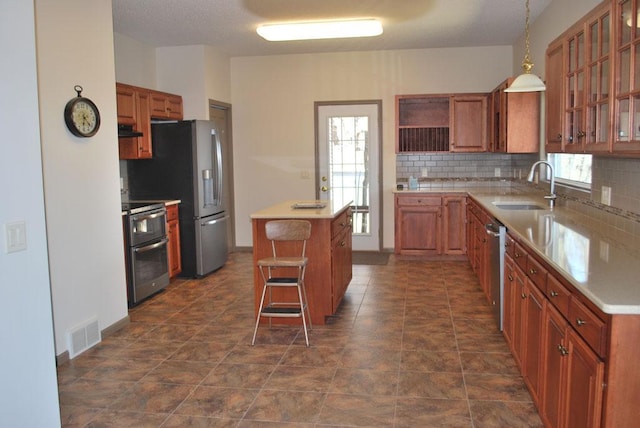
[251,220,312,346]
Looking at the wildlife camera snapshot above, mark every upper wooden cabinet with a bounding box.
[116,83,183,160]
[396,94,488,153]
[545,0,640,156]
[450,95,488,152]
[150,91,183,120]
[613,0,640,153]
[490,78,540,153]
[546,38,565,152]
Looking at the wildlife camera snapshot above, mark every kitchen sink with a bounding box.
[493,202,547,210]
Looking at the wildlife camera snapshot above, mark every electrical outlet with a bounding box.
[601,186,611,205]
[5,221,27,253]
[494,168,501,177]
[421,167,428,177]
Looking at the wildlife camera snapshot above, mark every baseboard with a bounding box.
[55,314,130,366]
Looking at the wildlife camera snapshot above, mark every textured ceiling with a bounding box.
[112,0,552,57]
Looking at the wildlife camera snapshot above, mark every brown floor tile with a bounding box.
[56,254,543,428]
[464,372,533,401]
[395,397,472,428]
[108,381,194,413]
[317,393,396,427]
[243,389,325,423]
[174,385,258,418]
[329,368,398,395]
[201,363,274,389]
[400,350,462,373]
[397,370,467,399]
[264,365,334,392]
[469,400,544,427]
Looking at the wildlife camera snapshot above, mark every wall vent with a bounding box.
[66,317,101,359]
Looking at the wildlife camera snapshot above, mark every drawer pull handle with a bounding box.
[340,240,346,247]
[576,318,587,327]
[550,291,559,297]
[514,252,521,258]
[557,344,569,356]
[508,275,514,282]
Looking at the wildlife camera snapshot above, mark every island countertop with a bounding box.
[250,200,351,219]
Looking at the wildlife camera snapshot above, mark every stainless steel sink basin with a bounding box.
[493,202,547,210]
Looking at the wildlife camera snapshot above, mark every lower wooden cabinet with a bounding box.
[166,204,181,278]
[394,193,466,256]
[470,198,640,428]
[502,232,606,428]
[331,213,353,310]
[542,304,605,428]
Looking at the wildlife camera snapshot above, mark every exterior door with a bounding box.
[316,102,381,251]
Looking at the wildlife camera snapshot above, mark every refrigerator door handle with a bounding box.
[202,216,228,226]
[213,130,223,206]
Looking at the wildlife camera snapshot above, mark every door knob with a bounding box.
[321,176,327,182]
[321,186,328,192]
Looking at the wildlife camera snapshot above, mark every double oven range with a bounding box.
[122,202,170,306]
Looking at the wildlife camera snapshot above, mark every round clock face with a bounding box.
[64,97,101,137]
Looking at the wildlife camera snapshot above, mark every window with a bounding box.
[547,153,592,189]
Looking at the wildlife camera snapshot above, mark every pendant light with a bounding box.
[505,0,546,92]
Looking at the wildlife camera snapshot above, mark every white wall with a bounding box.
[35,0,128,357]
[230,47,513,248]
[113,32,157,88]
[0,0,60,425]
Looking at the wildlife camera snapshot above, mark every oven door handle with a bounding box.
[134,211,165,222]
[134,238,168,253]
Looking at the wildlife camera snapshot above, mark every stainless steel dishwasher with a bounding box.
[485,220,506,331]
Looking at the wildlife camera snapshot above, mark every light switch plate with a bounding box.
[601,186,611,206]
[494,168,501,177]
[5,221,27,253]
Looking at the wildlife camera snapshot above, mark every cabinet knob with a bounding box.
[514,252,521,258]
[340,240,346,247]
[557,344,569,356]
[508,274,514,282]
[529,268,537,275]
[576,318,587,327]
[521,293,527,299]
[550,291,559,297]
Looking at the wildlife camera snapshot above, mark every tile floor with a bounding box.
[58,252,543,427]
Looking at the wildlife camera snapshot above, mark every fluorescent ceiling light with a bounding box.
[257,19,383,42]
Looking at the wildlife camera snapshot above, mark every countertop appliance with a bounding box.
[127,120,228,277]
[486,219,506,330]
[122,202,170,306]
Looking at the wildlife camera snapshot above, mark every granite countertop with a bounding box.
[395,185,640,315]
[250,200,352,219]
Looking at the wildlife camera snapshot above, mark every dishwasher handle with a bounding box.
[485,223,502,237]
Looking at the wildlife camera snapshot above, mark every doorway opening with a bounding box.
[315,101,382,251]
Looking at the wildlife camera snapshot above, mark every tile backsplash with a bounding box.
[396,153,640,240]
[396,153,538,181]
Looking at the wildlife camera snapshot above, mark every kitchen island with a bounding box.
[250,200,352,325]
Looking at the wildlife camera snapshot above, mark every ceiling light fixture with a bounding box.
[257,18,383,42]
[505,0,546,92]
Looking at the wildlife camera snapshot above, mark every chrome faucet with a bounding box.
[527,160,556,209]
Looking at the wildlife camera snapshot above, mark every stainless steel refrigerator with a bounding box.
[128,120,228,277]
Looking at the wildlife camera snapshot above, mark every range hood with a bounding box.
[118,124,143,138]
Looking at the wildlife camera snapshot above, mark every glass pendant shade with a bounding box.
[505,71,546,92]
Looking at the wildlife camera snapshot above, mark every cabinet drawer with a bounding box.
[331,209,351,238]
[526,256,547,292]
[513,242,528,271]
[546,275,570,318]
[396,195,441,206]
[166,204,179,222]
[569,297,607,357]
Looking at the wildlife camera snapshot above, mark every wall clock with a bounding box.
[64,85,101,138]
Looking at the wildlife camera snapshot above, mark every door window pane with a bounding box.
[328,116,370,235]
